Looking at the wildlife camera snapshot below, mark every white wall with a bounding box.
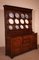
[0,9,5,47]
[0,0,39,47]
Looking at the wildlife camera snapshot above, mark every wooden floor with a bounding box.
[0,47,39,60]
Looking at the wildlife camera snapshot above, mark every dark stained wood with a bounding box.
[3,5,37,58]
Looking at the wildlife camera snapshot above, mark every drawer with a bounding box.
[22,44,32,52]
[23,36,32,44]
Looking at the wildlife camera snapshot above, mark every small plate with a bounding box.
[25,14,28,19]
[8,19,14,24]
[15,25,19,29]
[20,25,24,29]
[8,25,13,30]
[15,13,19,18]
[25,25,29,29]
[25,19,29,24]
[15,19,19,24]
[21,13,24,18]
[9,12,14,18]
[20,19,24,24]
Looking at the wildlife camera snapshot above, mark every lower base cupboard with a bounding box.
[5,33,37,58]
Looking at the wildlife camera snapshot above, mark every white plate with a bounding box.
[15,25,19,29]
[9,25,13,30]
[25,19,29,24]
[9,12,14,18]
[15,19,19,24]
[20,25,24,29]
[20,19,24,24]
[8,19,14,24]
[15,13,19,18]
[21,13,24,18]
[25,25,29,29]
[25,14,28,19]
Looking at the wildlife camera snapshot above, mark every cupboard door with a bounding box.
[11,37,22,55]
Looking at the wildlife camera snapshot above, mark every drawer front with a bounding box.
[23,35,32,43]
